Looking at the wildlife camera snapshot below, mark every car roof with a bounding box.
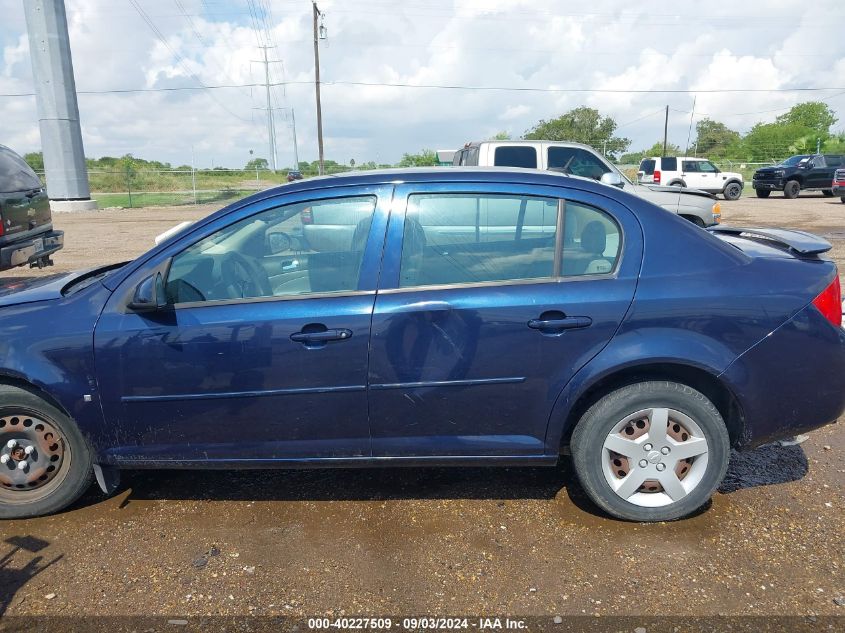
[459,140,601,151]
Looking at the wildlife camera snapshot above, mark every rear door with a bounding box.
[367,181,642,457]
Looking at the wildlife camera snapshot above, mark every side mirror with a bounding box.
[266,231,292,255]
[600,172,625,188]
[128,272,166,312]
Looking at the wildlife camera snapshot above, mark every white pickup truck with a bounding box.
[453,140,721,227]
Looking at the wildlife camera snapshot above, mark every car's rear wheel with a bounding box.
[822,189,834,197]
[841,196,845,204]
[784,180,801,199]
[570,381,730,522]
[668,180,686,188]
[755,189,771,198]
[723,182,742,201]
[0,385,93,519]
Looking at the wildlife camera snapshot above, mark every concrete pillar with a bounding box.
[24,0,96,212]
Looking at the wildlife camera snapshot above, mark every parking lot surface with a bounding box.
[1,192,843,619]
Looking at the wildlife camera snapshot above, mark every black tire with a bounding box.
[570,381,730,522]
[783,180,801,199]
[668,180,686,188]
[723,181,742,201]
[822,189,834,197]
[0,385,93,519]
[841,197,845,204]
[755,189,771,198]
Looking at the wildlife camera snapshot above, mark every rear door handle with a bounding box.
[528,316,592,331]
[290,328,352,344]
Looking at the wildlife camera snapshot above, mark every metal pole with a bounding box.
[191,145,197,205]
[259,46,277,172]
[662,105,669,156]
[291,108,300,171]
[23,0,96,211]
[313,2,325,175]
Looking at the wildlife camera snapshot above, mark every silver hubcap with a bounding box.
[0,414,67,496]
[602,408,709,508]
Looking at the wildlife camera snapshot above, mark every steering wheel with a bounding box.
[219,252,272,299]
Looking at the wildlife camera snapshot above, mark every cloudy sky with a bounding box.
[2,0,845,169]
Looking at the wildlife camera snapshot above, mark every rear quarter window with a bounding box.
[639,159,655,175]
[825,155,843,167]
[661,157,677,171]
[0,148,42,193]
[493,146,537,168]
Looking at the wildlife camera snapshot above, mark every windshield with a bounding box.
[779,155,810,167]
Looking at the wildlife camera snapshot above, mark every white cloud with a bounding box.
[1,0,844,167]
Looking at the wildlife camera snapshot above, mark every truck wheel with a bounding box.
[755,189,770,198]
[822,189,834,197]
[570,381,730,522]
[783,180,801,199]
[0,385,94,519]
[723,182,742,201]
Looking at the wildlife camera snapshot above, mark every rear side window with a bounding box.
[681,161,700,172]
[548,147,609,180]
[639,159,655,175]
[398,194,621,288]
[825,155,843,167]
[0,147,42,193]
[493,146,537,168]
[661,157,677,171]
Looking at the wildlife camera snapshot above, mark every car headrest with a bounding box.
[581,221,606,255]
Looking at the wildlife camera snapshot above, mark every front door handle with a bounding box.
[290,328,352,344]
[528,316,592,331]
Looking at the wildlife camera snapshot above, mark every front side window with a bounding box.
[548,147,609,180]
[398,194,621,288]
[698,161,719,173]
[166,196,377,304]
[493,146,537,168]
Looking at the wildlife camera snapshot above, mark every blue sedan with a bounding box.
[0,168,843,521]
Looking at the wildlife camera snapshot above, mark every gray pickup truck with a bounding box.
[453,140,721,226]
[0,145,63,270]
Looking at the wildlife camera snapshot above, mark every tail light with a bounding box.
[301,207,313,224]
[653,170,661,184]
[812,275,841,327]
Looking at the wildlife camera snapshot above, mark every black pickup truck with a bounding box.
[752,153,845,199]
[0,145,63,271]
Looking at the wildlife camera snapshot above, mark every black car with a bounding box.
[287,169,303,182]
[0,145,63,270]
[752,154,845,199]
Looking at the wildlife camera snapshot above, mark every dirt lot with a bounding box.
[1,192,844,624]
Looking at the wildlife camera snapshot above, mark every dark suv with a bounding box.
[752,154,845,199]
[0,145,63,271]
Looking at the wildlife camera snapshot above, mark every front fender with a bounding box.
[0,284,110,449]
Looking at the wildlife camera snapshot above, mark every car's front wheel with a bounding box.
[0,385,93,519]
[570,381,730,522]
[784,180,801,199]
[723,182,742,201]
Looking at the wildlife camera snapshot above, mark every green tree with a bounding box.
[775,102,838,138]
[397,149,438,167]
[736,121,815,162]
[23,151,44,171]
[490,131,511,140]
[694,119,740,158]
[524,107,631,159]
[245,157,269,170]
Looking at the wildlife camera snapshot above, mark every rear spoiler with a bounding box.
[707,226,832,255]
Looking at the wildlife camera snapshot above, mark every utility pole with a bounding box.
[290,108,300,171]
[313,1,325,175]
[662,105,669,156]
[24,0,96,212]
[252,45,279,172]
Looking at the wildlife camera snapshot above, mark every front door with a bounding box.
[94,187,392,463]
[367,183,642,457]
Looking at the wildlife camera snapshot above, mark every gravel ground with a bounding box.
[0,192,844,621]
